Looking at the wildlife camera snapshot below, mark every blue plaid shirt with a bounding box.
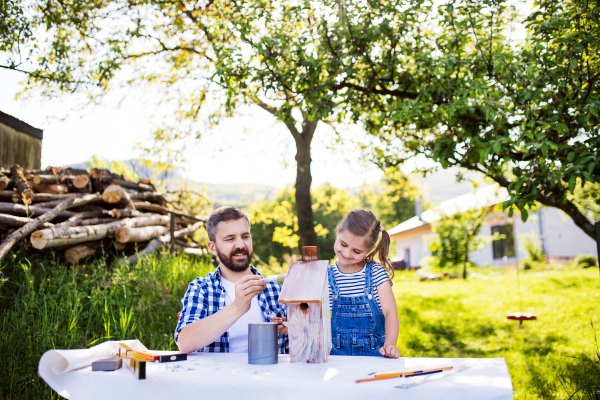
[175,265,288,353]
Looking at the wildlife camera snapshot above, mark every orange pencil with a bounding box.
[356,366,453,383]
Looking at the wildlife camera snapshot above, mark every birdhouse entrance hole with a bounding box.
[299,303,309,312]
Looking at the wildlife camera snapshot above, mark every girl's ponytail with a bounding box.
[338,210,394,279]
[372,228,393,279]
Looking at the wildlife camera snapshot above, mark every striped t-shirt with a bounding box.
[328,262,391,308]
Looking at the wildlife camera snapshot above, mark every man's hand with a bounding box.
[232,275,266,314]
[379,344,401,358]
[270,316,288,335]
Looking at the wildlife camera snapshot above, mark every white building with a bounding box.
[389,185,597,268]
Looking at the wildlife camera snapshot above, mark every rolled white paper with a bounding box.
[38,339,147,398]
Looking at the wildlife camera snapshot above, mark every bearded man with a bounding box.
[175,206,288,354]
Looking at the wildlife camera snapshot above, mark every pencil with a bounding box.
[356,366,453,383]
[375,366,453,379]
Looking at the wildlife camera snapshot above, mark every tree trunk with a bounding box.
[132,201,206,222]
[30,182,69,195]
[485,172,597,242]
[0,175,9,191]
[0,213,52,228]
[30,214,171,249]
[102,184,135,209]
[107,208,143,219]
[293,121,318,248]
[0,202,76,218]
[129,192,166,205]
[0,193,103,263]
[125,221,203,265]
[65,244,97,264]
[10,165,34,205]
[0,190,82,203]
[32,173,90,189]
[115,225,169,243]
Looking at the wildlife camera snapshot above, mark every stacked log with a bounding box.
[0,164,208,264]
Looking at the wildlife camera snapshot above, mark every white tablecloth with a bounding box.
[40,349,512,400]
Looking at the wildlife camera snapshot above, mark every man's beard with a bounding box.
[216,246,253,272]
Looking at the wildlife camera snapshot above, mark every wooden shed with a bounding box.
[0,111,43,170]
[278,247,332,363]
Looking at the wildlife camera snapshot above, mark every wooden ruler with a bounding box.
[118,343,147,379]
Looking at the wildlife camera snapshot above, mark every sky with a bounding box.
[0,68,384,189]
[0,0,531,189]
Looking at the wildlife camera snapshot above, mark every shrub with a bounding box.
[574,254,598,269]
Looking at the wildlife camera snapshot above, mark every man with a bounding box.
[175,206,288,354]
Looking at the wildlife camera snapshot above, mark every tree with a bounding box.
[427,207,490,279]
[1,0,433,249]
[319,0,599,241]
[248,184,358,262]
[357,167,419,229]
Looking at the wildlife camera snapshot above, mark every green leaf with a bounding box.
[493,142,501,155]
[521,207,529,222]
[568,176,576,193]
[582,171,595,183]
[555,123,568,134]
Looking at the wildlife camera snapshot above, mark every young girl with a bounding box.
[329,209,400,358]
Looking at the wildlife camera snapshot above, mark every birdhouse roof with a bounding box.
[278,260,329,303]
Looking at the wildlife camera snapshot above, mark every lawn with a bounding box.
[393,267,600,399]
[1,250,598,399]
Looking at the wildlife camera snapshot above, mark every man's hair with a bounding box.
[206,206,251,242]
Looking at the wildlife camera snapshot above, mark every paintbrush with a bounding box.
[262,273,286,282]
[266,314,288,327]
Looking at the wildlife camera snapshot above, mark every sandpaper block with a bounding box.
[155,353,187,363]
[92,358,122,371]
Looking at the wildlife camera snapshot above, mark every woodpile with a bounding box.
[0,164,207,265]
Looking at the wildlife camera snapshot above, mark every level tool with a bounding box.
[118,343,148,379]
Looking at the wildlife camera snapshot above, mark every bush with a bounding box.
[574,254,598,269]
[522,234,545,264]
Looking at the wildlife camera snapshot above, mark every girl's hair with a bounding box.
[337,209,393,278]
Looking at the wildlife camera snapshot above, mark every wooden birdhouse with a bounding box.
[279,246,331,363]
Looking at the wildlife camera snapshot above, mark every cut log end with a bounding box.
[30,231,49,249]
[65,245,97,264]
[102,184,130,205]
[115,227,131,243]
[73,174,90,189]
[0,176,10,191]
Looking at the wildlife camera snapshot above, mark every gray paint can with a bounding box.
[248,322,278,365]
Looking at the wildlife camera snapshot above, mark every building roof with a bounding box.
[0,111,43,140]
[278,260,329,303]
[388,185,509,237]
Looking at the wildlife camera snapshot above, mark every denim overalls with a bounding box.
[328,262,386,357]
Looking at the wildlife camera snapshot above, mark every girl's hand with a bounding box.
[270,316,288,335]
[379,344,401,358]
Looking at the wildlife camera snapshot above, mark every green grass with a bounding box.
[393,267,600,399]
[0,248,210,399]
[1,250,599,399]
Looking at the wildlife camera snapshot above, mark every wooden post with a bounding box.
[595,221,600,280]
[170,213,176,252]
[302,246,318,261]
